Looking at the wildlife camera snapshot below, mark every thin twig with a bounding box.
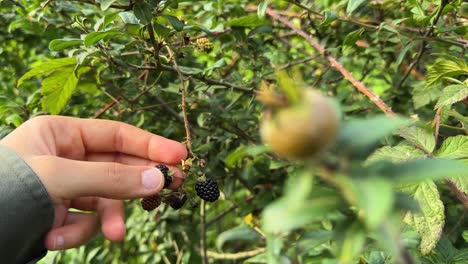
[432,107,443,140]
[200,200,208,264]
[93,96,122,118]
[128,63,253,93]
[264,7,397,117]
[147,23,161,65]
[207,248,266,260]
[165,46,194,157]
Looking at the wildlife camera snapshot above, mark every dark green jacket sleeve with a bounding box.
[0,144,54,263]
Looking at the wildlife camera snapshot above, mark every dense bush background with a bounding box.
[1,0,467,263]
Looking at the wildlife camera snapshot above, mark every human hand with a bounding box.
[0,116,187,250]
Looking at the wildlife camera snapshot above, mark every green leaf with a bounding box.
[262,172,340,233]
[435,84,468,109]
[400,181,444,255]
[17,58,77,87]
[133,1,153,25]
[425,55,468,89]
[258,2,268,18]
[216,225,261,250]
[48,39,83,51]
[346,0,367,14]
[339,222,366,262]
[396,41,419,69]
[384,159,468,184]
[320,10,338,27]
[338,115,409,151]
[338,177,394,229]
[453,248,468,263]
[97,0,117,11]
[119,12,140,24]
[225,14,268,28]
[40,66,84,114]
[343,28,364,47]
[367,143,426,164]
[412,84,441,109]
[399,126,436,154]
[163,15,184,31]
[437,135,468,159]
[84,30,123,46]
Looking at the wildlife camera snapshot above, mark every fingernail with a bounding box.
[141,168,163,190]
[55,236,64,249]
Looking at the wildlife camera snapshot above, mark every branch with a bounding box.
[165,46,194,157]
[207,248,266,260]
[93,96,122,118]
[264,7,397,117]
[446,180,468,209]
[128,63,253,93]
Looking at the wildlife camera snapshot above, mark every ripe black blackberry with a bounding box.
[141,195,162,211]
[166,192,187,210]
[195,178,220,202]
[155,164,173,188]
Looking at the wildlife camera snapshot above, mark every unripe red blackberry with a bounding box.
[195,178,220,202]
[166,192,187,210]
[155,164,173,189]
[141,195,162,211]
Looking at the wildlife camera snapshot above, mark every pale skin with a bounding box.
[0,115,187,251]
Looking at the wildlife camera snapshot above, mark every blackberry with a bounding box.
[166,192,187,210]
[141,195,161,211]
[195,178,220,202]
[155,164,173,189]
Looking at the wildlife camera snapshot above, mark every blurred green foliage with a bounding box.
[1,0,467,263]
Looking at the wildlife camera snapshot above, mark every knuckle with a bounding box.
[107,163,127,186]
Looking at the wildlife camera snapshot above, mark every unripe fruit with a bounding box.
[260,89,339,160]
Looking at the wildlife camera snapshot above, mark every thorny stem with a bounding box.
[165,46,195,158]
[264,7,397,117]
[200,200,208,264]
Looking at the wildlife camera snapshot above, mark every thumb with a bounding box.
[28,156,165,200]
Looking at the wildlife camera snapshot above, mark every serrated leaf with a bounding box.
[48,39,83,51]
[346,0,367,14]
[17,58,77,87]
[400,181,444,255]
[412,85,441,109]
[437,135,468,159]
[384,159,468,184]
[163,14,184,31]
[216,225,260,250]
[133,1,153,25]
[84,30,123,46]
[367,144,426,164]
[41,66,82,114]
[425,55,468,89]
[225,14,268,28]
[400,126,436,153]
[435,84,468,109]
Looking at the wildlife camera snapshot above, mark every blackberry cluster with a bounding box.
[195,178,220,202]
[195,37,213,53]
[166,192,187,210]
[156,164,173,188]
[141,195,161,211]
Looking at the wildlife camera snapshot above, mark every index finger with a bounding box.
[60,117,187,165]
